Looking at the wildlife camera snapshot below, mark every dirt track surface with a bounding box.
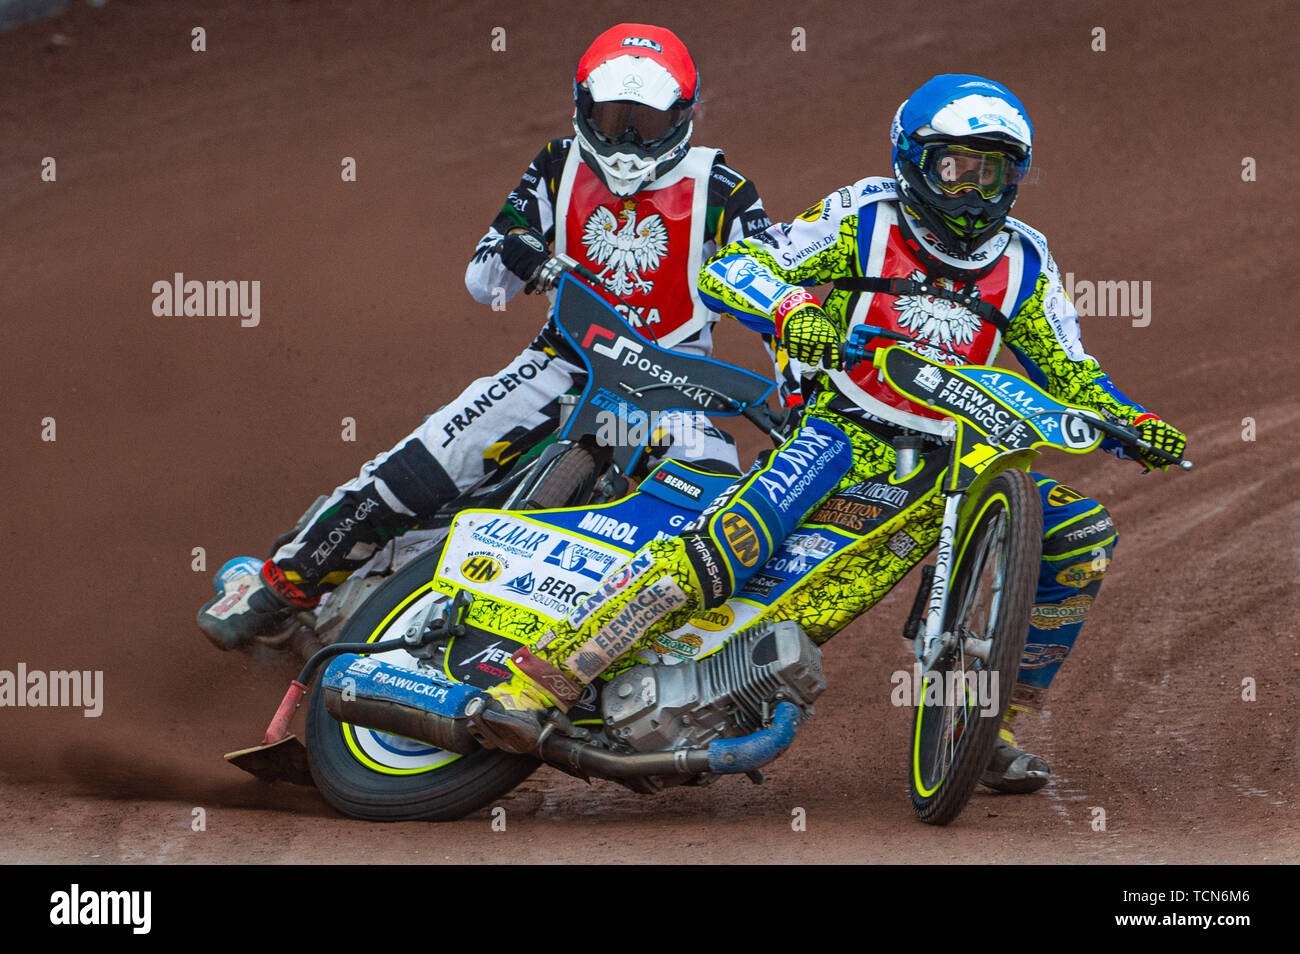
[2,0,1296,864]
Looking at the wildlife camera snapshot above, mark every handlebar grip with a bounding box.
[741,404,777,430]
[553,253,603,287]
[573,263,604,285]
[1058,412,1192,471]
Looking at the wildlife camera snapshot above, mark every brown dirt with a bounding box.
[1,0,1295,864]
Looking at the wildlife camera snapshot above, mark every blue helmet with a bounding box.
[891,75,1033,264]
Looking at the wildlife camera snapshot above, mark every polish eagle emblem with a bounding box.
[581,199,669,296]
[891,269,984,363]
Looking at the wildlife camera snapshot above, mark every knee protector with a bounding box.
[371,439,460,516]
[680,529,739,609]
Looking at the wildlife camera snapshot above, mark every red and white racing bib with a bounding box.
[829,204,1023,435]
[555,146,716,350]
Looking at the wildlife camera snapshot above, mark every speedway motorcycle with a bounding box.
[228,274,1189,826]
[219,264,792,662]
[225,265,786,801]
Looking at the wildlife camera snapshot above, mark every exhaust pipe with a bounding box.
[323,655,805,779]
[538,702,802,777]
[323,691,481,755]
[321,654,483,755]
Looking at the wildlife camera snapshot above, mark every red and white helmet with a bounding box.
[573,24,699,196]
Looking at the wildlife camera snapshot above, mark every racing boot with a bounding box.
[466,651,574,756]
[981,707,1050,793]
[197,558,306,651]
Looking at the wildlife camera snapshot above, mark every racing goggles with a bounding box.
[920,143,1028,200]
[584,96,693,147]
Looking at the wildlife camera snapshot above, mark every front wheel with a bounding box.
[909,469,1041,825]
[305,445,598,821]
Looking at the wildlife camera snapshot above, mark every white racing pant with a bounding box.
[268,343,739,600]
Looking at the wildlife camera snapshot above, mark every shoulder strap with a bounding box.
[830,276,1009,334]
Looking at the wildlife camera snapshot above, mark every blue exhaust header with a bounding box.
[706,702,802,773]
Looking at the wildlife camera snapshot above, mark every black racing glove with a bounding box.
[497,229,551,284]
[1130,413,1186,471]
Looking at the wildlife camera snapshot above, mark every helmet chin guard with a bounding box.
[573,116,693,196]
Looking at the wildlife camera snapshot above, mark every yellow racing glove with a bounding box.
[1130,413,1187,471]
[775,290,842,370]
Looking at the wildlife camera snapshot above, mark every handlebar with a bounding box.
[555,254,605,289]
[627,380,795,445]
[1075,413,1193,471]
[539,254,796,447]
[842,327,1191,470]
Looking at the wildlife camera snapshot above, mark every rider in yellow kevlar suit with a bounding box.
[474,74,1187,794]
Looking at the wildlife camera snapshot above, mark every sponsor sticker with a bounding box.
[934,377,1014,434]
[914,365,945,392]
[460,556,502,583]
[774,288,819,323]
[569,575,688,681]
[567,550,655,629]
[576,511,641,545]
[544,539,618,582]
[785,533,835,558]
[808,496,883,532]
[753,425,845,515]
[652,468,705,500]
[621,35,663,51]
[742,573,783,597]
[720,512,761,566]
[796,201,827,222]
[1060,519,1112,540]
[530,575,591,616]
[653,631,703,659]
[685,533,726,603]
[840,480,910,508]
[1030,595,1094,630]
[469,516,551,559]
[1020,643,1072,669]
[1046,514,1115,557]
[1055,558,1110,588]
[1046,484,1085,508]
[690,605,734,631]
[503,572,536,595]
[885,530,919,560]
[454,639,514,682]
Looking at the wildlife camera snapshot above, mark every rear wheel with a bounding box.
[909,469,1041,825]
[306,445,598,821]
